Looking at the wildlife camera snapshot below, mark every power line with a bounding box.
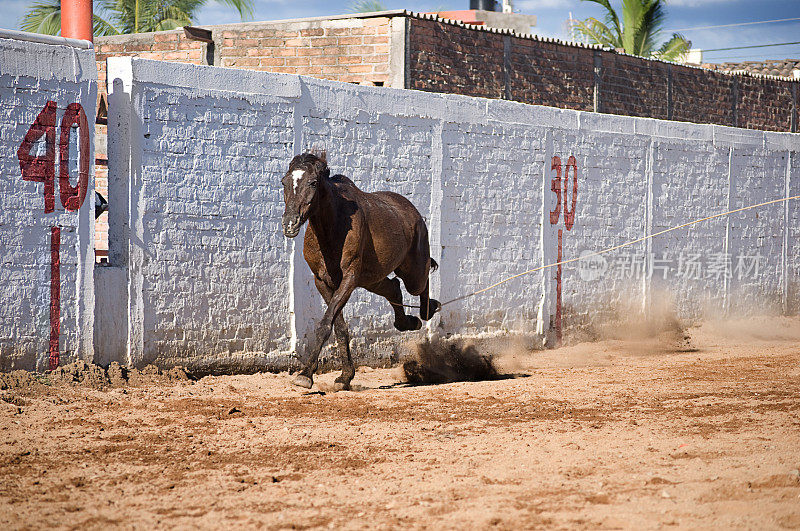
[702,41,800,52]
[667,16,800,32]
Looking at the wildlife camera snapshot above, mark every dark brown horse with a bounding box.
[281,151,440,390]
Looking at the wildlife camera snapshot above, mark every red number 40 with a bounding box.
[17,101,90,213]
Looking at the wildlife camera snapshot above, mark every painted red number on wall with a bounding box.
[59,103,90,211]
[549,156,562,225]
[17,101,58,212]
[549,155,579,345]
[563,156,577,231]
[17,101,90,371]
[17,100,90,213]
[550,155,578,230]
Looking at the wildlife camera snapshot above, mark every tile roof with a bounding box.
[701,59,800,79]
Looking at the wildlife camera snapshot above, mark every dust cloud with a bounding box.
[402,338,501,384]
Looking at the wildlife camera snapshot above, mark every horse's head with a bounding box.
[281,151,329,238]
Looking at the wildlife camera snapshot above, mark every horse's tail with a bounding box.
[429,258,439,273]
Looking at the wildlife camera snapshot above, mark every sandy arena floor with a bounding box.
[2,317,800,530]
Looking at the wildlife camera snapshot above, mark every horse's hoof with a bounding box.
[291,374,313,389]
[395,316,422,331]
[333,380,351,392]
[421,299,442,321]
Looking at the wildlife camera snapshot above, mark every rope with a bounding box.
[389,194,800,310]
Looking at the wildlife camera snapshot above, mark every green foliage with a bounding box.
[22,0,119,36]
[349,0,388,13]
[573,0,691,61]
[20,0,254,36]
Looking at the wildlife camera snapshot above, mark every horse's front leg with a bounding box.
[332,315,354,391]
[306,277,355,391]
[292,274,357,389]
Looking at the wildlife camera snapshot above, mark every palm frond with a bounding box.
[349,0,388,13]
[93,14,120,36]
[580,0,621,39]
[633,0,665,56]
[20,0,62,35]
[153,18,188,31]
[21,0,118,37]
[22,0,252,36]
[573,17,619,48]
[619,0,644,53]
[213,0,255,21]
[654,33,691,61]
[579,0,688,60]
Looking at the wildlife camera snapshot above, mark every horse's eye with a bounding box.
[309,181,317,188]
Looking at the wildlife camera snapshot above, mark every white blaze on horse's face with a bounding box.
[291,170,305,194]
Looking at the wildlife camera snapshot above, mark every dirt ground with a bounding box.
[2,317,800,530]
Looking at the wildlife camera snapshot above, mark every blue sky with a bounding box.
[2,0,799,63]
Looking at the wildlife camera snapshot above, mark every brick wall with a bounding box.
[670,65,734,126]
[407,15,799,132]
[0,35,96,371]
[737,75,796,132]
[407,17,504,98]
[508,36,595,112]
[95,29,209,92]
[94,126,108,257]
[599,52,670,119]
[212,17,392,85]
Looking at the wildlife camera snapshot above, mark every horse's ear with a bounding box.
[309,148,329,178]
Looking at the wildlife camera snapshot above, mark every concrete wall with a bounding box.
[103,57,799,374]
[0,34,96,371]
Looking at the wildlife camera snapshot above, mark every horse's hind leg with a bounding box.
[332,314,354,391]
[366,277,422,332]
[396,223,440,321]
[418,279,441,321]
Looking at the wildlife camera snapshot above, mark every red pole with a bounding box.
[49,226,61,370]
[61,0,93,42]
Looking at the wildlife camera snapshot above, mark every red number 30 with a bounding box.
[17,101,90,213]
[549,155,578,231]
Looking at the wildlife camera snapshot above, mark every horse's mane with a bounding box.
[291,149,330,179]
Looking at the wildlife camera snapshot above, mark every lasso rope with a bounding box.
[390,194,800,310]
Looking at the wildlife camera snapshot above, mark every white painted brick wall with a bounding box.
[0,35,96,371]
[103,58,799,372]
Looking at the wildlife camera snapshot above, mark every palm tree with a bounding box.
[573,0,690,62]
[21,0,254,37]
[21,0,118,36]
